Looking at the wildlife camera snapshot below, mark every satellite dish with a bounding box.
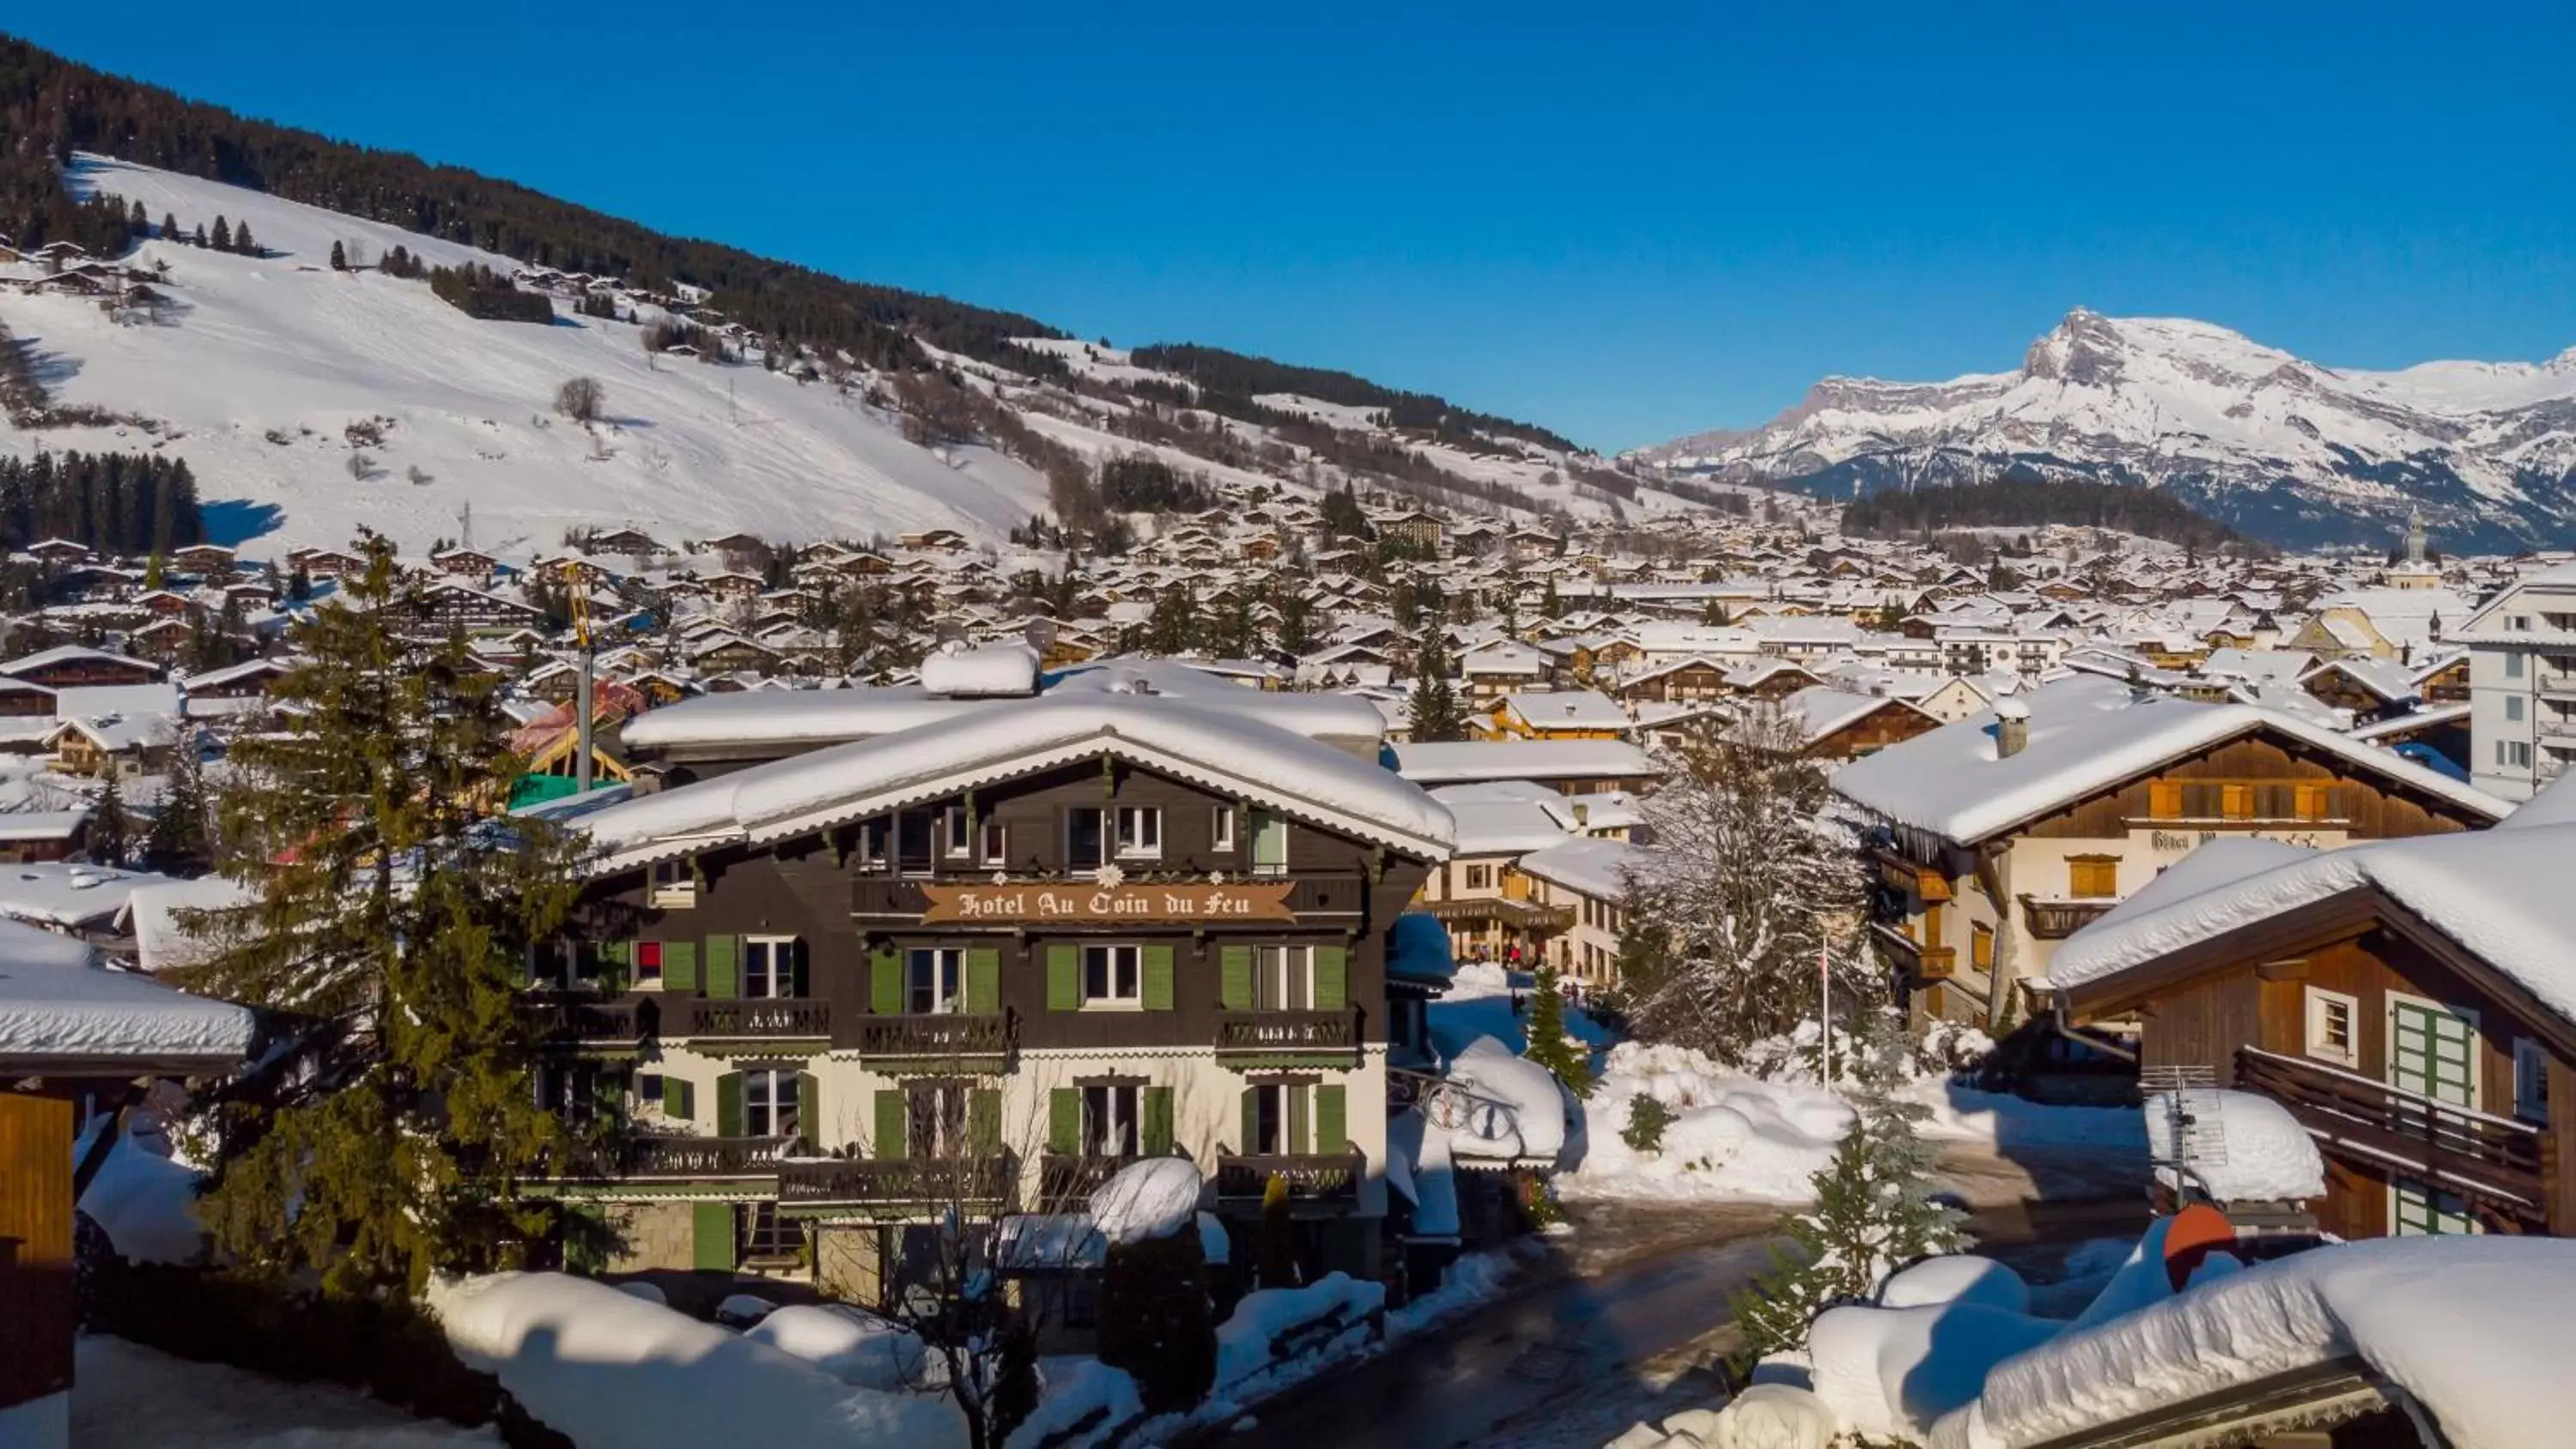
[1023,616,1059,655]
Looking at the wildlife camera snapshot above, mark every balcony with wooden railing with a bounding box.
[1872,846,1950,902]
[2234,1046,2547,1225]
[776,1151,1017,1214]
[848,1010,1014,1069]
[519,991,657,1050]
[1215,1009,1363,1065]
[672,997,831,1044]
[2019,894,2118,940]
[1868,921,1957,979]
[1212,1149,1365,1214]
[545,1132,793,1184]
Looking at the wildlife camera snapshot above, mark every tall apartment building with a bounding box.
[2458,563,2576,803]
[519,652,1453,1307]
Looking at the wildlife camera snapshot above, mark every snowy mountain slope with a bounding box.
[0,155,1054,559]
[1637,308,2576,549]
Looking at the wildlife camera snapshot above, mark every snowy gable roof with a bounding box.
[1515,835,1649,901]
[1832,674,2506,846]
[0,917,253,1070]
[560,694,1455,873]
[1390,738,1661,787]
[2050,821,2576,1030]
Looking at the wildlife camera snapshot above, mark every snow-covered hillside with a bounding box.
[0,157,1066,559]
[0,156,1668,561]
[1637,308,2576,548]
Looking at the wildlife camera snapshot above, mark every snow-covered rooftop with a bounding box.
[1389,738,1662,787]
[1834,674,2506,845]
[0,917,253,1067]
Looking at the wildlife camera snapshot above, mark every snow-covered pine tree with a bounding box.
[1407,624,1466,742]
[91,770,129,865]
[1523,966,1593,1096]
[1728,1010,1968,1364]
[1617,705,1871,1059]
[143,730,210,871]
[181,531,587,1296]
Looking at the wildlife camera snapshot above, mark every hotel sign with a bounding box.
[919,882,1298,925]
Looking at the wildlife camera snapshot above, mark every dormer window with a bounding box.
[649,858,696,908]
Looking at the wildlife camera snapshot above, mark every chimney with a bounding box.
[1994,697,2031,759]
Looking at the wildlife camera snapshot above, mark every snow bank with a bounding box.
[1809,1300,2063,1441]
[743,1305,927,1392]
[1560,1042,1854,1203]
[2143,1089,2325,1202]
[1441,1035,1569,1163]
[429,1272,965,1449]
[76,1130,207,1264]
[1007,1358,1141,1449]
[1877,1257,2030,1315]
[1945,1236,2576,1449]
[1088,1156,1204,1247]
[1213,1273,1385,1397]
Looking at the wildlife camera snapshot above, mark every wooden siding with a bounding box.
[2018,735,2482,842]
[0,1093,75,1413]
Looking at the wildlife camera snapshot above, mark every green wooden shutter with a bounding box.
[796,1072,819,1147]
[1220,944,1254,1011]
[870,948,903,1015]
[690,1201,735,1271]
[1049,1088,1081,1155]
[1142,1086,1175,1155]
[1240,1087,1260,1156]
[704,935,741,998]
[593,941,629,992]
[1315,1083,1346,1156]
[664,940,700,994]
[964,948,1001,1016]
[663,1075,695,1122]
[1141,944,1176,1011]
[1312,944,1348,1011]
[716,1071,744,1137]
[969,1088,1001,1156]
[1047,945,1080,1011]
[1287,1083,1310,1157]
[874,1089,908,1160]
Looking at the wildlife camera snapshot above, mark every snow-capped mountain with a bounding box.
[0,156,1659,561]
[1637,309,2576,549]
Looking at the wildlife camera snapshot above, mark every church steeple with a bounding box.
[2404,507,2427,567]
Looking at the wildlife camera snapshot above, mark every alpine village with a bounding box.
[3,27,2575,1449]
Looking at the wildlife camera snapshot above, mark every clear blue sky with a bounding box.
[14,3,2576,450]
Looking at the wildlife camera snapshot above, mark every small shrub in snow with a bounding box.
[1095,1228,1216,1414]
[1523,967,1593,1096]
[1622,1094,1674,1154]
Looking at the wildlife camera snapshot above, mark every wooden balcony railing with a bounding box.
[2020,894,2117,941]
[675,997,831,1041]
[2235,1046,2545,1219]
[849,1011,1013,1063]
[1038,1153,1135,1202]
[546,1133,793,1182]
[520,991,656,1046]
[1216,1009,1362,1059]
[777,1152,1016,1210]
[1873,846,1950,902]
[1213,1150,1364,1211]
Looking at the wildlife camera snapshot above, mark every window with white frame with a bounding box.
[2305,985,2359,1068]
[1256,945,1313,1010]
[908,1081,969,1156]
[1115,806,1162,860]
[1464,864,1493,890]
[908,948,965,1015]
[944,804,974,858]
[2515,1038,2550,1125]
[1212,806,1237,852]
[1083,1083,1139,1156]
[1082,944,1142,1007]
[742,937,802,998]
[633,942,663,987]
[649,858,696,907]
[1248,1082,1291,1155]
[1250,809,1288,876]
[743,1068,800,1138]
[2506,652,2526,678]
[2508,695,2525,722]
[981,817,1008,865]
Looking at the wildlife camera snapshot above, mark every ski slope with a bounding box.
[0,155,1052,559]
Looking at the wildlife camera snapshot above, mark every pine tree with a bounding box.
[1407,625,1466,742]
[1523,967,1592,1096]
[191,222,207,248]
[144,733,210,870]
[330,239,347,270]
[90,770,130,865]
[233,220,255,255]
[210,215,231,252]
[1728,1011,1968,1364]
[160,211,178,240]
[1096,1229,1217,1414]
[1541,575,1563,619]
[181,532,586,1297]
[1275,590,1316,656]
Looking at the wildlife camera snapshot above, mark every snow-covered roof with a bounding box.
[553,693,1455,872]
[0,916,253,1068]
[0,862,176,931]
[1498,689,1629,731]
[2145,1088,2326,1203]
[1941,1236,2576,1449]
[1515,835,1649,902]
[1833,674,2506,846]
[1390,738,1661,787]
[2050,816,2576,1027]
[1430,788,1575,856]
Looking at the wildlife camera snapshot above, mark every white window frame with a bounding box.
[2514,1038,2551,1125]
[1249,809,1289,877]
[910,1081,969,1156]
[649,857,696,908]
[1249,1081,1291,1155]
[1256,944,1313,1011]
[1212,806,1237,852]
[1082,1083,1140,1157]
[2305,985,2360,1068]
[743,1067,799,1138]
[2507,694,2524,722]
[1081,943,1143,1009]
[980,817,1008,866]
[633,941,664,988]
[2506,652,2525,678]
[908,947,966,1016]
[943,804,973,858]
[742,936,801,998]
[1114,805,1162,860]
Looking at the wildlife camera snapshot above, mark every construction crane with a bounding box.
[569,565,595,794]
